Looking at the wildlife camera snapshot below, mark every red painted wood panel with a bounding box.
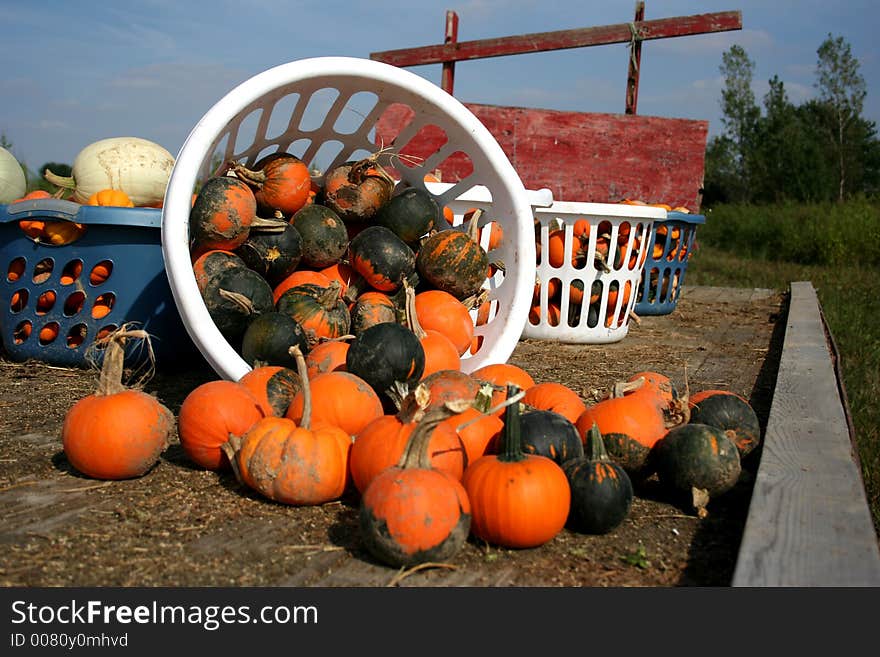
[376,103,709,211]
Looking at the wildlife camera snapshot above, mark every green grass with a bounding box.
[685,202,880,532]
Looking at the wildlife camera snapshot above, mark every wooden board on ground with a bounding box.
[732,281,880,586]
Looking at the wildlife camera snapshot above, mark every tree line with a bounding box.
[703,33,880,207]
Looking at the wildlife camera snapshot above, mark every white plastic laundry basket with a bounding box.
[161,56,539,381]
[525,201,666,343]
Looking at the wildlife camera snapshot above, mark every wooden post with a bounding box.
[625,1,645,115]
[441,10,459,95]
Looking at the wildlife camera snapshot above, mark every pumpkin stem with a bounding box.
[218,288,258,316]
[317,280,343,309]
[498,384,527,463]
[472,383,495,413]
[397,400,470,470]
[396,382,431,424]
[93,327,154,396]
[350,154,396,191]
[610,377,645,399]
[288,345,311,430]
[43,168,76,191]
[229,162,268,187]
[585,423,611,462]
[403,280,427,339]
[249,217,289,232]
[220,433,245,485]
[465,208,483,243]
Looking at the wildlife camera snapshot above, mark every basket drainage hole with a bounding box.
[7,257,26,282]
[64,290,87,316]
[60,259,84,286]
[92,292,116,319]
[39,322,60,345]
[10,289,29,312]
[13,320,32,344]
[89,260,113,286]
[95,324,119,346]
[66,324,88,349]
[33,258,54,284]
[36,290,57,315]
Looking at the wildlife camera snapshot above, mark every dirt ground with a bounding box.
[0,286,785,587]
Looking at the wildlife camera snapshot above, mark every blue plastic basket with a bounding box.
[634,211,706,316]
[0,198,197,369]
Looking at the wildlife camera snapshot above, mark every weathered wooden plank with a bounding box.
[370,11,742,67]
[732,281,880,586]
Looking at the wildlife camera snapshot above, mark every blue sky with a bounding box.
[2,0,878,176]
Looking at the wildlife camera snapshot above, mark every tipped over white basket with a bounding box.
[161,56,542,381]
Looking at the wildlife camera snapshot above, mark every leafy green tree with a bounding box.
[750,76,832,203]
[815,34,868,201]
[719,45,761,202]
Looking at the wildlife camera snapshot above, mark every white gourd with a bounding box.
[44,137,175,206]
[0,146,27,204]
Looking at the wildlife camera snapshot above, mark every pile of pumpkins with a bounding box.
[58,153,761,569]
[4,137,176,246]
[61,324,761,569]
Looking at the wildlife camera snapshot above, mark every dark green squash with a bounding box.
[688,390,761,457]
[374,187,439,246]
[519,409,585,465]
[348,225,416,294]
[290,204,349,269]
[201,266,274,341]
[652,422,742,517]
[189,176,257,253]
[239,365,303,418]
[275,281,351,348]
[240,311,310,368]
[234,222,303,286]
[349,291,399,335]
[192,249,247,293]
[345,321,425,399]
[415,219,488,300]
[563,423,633,534]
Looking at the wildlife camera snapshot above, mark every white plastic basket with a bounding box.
[525,201,666,343]
[161,56,541,381]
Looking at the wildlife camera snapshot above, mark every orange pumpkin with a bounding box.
[62,328,173,480]
[523,381,586,425]
[575,382,669,480]
[413,289,474,356]
[463,384,570,548]
[304,339,350,379]
[404,283,460,377]
[222,346,350,505]
[359,408,471,567]
[87,189,134,207]
[272,269,332,305]
[348,385,467,495]
[177,380,265,470]
[323,154,395,223]
[231,153,312,217]
[286,370,382,439]
[42,220,86,245]
[471,362,536,416]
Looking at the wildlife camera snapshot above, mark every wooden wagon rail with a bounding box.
[732,282,880,586]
